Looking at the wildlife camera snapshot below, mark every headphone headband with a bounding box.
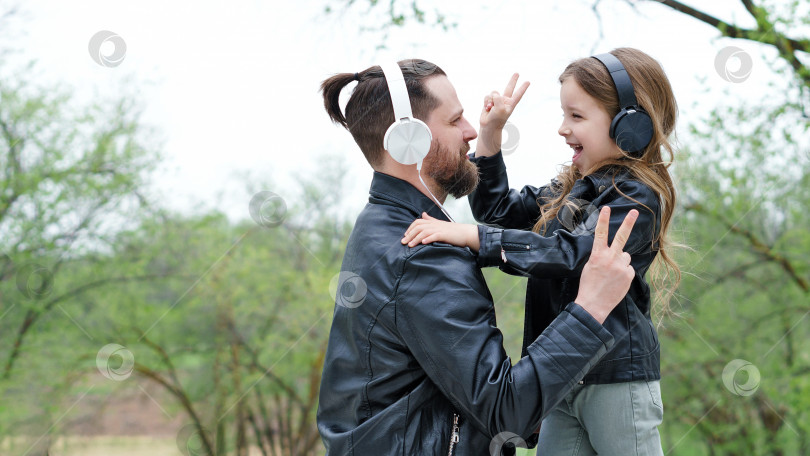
[590,52,653,155]
[380,62,414,121]
[378,61,452,221]
[592,53,639,110]
[379,61,432,168]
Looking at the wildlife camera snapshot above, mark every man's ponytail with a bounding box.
[321,72,360,128]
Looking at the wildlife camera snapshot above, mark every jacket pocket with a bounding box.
[646,380,663,410]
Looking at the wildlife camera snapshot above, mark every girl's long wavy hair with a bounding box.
[534,48,681,321]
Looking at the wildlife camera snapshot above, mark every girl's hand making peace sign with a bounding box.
[476,73,530,158]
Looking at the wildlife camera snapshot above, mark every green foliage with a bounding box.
[323,0,456,49]
[0,54,161,452]
[1,158,352,455]
[482,269,528,363]
[659,94,810,454]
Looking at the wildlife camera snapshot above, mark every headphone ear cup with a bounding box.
[610,108,653,156]
[384,118,432,165]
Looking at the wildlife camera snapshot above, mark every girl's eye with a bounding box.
[572,113,582,119]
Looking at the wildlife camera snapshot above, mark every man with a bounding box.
[317,59,638,455]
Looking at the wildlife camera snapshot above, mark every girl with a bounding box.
[401,48,680,455]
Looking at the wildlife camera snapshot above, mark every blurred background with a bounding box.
[0,0,808,454]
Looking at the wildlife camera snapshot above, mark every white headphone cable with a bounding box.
[416,162,455,223]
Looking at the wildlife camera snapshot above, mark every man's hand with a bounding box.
[476,73,529,158]
[575,206,639,324]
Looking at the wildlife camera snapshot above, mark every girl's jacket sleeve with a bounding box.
[468,151,660,279]
[468,152,552,231]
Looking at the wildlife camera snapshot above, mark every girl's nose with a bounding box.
[558,123,571,137]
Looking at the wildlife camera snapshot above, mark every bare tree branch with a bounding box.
[652,0,808,51]
[2,273,185,379]
[740,0,759,19]
[603,0,810,87]
[686,202,809,294]
[135,362,216,456]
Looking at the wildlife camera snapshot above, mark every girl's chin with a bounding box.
[572,154,585,169]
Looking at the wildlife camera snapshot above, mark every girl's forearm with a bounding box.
[475,127,502,158]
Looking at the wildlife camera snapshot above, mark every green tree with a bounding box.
[618,0,810,87]
[661,101,810,455]
[0,38,164,453]
[89,159,352,456]
[0,83,161,375]
[0,159,352,456]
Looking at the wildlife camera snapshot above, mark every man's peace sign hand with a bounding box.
[575,206,639,324]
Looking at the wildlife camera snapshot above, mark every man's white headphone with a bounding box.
[380,62,432,170]
[379,62,454,222]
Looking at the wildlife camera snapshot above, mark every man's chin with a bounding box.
[438,160,480,199]
[423,143,479,199]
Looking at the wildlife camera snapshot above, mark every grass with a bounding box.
[5,436,538,455]
[38,437,178,456]
[6,436,264,456]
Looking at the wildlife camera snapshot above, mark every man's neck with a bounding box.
[376,164,447,205]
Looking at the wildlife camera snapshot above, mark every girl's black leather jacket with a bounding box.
[469,152,662,385]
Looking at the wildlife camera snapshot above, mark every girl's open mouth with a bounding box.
[570,144,583,161]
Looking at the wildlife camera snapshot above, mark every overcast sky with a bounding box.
[9,0,773,224]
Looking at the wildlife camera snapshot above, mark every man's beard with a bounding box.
[423,142,480,199]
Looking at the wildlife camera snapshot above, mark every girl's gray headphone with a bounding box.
[592,53,653,156]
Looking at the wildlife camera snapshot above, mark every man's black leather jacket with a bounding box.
[317,171,616,455]
[468,152,662,385]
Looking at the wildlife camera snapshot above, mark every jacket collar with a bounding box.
[576,167,633,196]
[368,171,451,221]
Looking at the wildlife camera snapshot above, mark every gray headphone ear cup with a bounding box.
[384,118,432,165]
[611,108,653,156]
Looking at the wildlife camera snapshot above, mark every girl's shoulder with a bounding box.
[583,170,661,211]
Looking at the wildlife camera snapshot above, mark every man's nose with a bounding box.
[461,117,478,142]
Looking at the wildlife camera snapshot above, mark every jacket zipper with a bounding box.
[447,413,460,456]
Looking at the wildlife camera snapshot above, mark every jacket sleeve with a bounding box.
[395,243,614,442]
[468,151,550,230]
[476,180,661,279]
